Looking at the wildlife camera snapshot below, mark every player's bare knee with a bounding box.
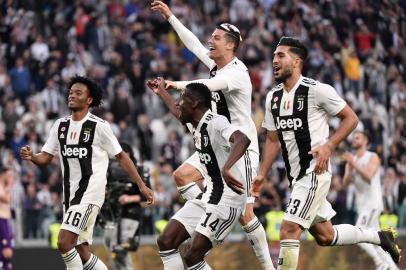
[2,248,12,259]
[239,210,255,225]
[173,168,191,186]
[157,232,176,251]
[239,202,255,225]
[57,235,76,254]
[280,223,301,240]
[57,239,73,253]
[314,233,334,246]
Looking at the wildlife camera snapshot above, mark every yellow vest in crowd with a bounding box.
[379,213,398,229]
[49,223,61,249]
[265,211,285,241]
[265,211,314,241]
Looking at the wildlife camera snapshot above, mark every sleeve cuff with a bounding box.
[168,14,176,24]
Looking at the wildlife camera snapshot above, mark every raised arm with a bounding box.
[151,1,214,68]
[147,78,181,119]
[169,76,228,92]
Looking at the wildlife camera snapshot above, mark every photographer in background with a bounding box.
[101,142,151,270]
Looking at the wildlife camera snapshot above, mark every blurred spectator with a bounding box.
[41,78,61,120]
[30,35,49,64]
[23,183,41,238]
[159,130,181,170]
[9,58,30,106]
[342,48,361,97]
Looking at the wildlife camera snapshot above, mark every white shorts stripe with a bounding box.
[215,207,237,239]
[298,173,317,219]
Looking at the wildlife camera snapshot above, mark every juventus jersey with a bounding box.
[42,112,122,211]
[187,111,247,209]
[263,76,346,183]
[353,151,384,211]
[168,15,258,157]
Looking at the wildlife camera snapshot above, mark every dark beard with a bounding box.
[275,68,293,84]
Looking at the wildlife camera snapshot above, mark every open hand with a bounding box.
[309,143,333,174]
[222,168,244,195]
[250,175,265,198]
[164,80,176,90]
[151,1,173,20]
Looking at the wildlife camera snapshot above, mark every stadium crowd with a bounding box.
[0,0,405,241]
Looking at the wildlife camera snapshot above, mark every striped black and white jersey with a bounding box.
[177,58,259,158]
[187,110,247,209]
[168,15,258,158]
[42,112,122,211]
[263,76,346,183]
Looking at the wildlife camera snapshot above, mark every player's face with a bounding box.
[352,132,366,149]
[208,29,230,60]
[68,83,93,111]
[176,91,193,125]
[273,46,295,83]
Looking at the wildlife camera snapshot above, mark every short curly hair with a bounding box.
[67,75,103,107]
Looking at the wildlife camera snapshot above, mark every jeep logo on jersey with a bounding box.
[275,116,303,131]
[199,153,212,164]
[211,92,221,102]
[61,145,89,158]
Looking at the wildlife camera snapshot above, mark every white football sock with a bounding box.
[159,249,184,270]
[331,224,380,245]
[374,245,399,270]
[358,243,385,266]
[277,239,300,270]
[187,260,213,270]
[62,248,83,270]
[242,217,275,270]
[178,182,201,200]
[83,254,107,270]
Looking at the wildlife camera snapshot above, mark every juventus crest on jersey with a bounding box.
[42,112,122,211]
[187,111,247,208]
[263,76,347,183]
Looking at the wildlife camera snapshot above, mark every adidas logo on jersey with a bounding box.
[275,116,303,131]
[62,145,89,159]
[199,152,212,164]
